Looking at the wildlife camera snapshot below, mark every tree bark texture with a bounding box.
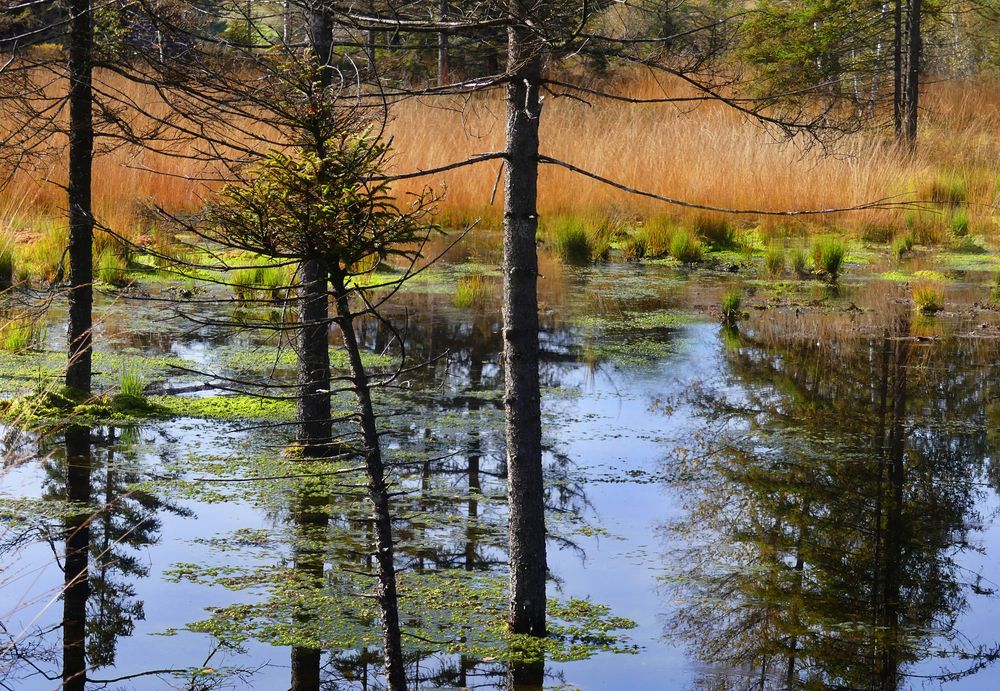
[297,256,333,456]
[904,0,922,147]
[66,0,94,393]
[503,0,547,638]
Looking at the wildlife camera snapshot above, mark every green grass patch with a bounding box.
[669,230,703,264]
[763,243,785,276]
[913,284,944,314]
[0,316,45,353]
[453,274,490,308]
[721,289,742,325]
[811,238,846,279]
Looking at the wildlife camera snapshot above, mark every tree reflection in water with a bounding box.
[664,299,1000,689]
[1,425,191,688]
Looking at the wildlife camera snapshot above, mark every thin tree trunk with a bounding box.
[283,0,291,45]
[66,0,94,393]
[904,0,921,147]
[309,2,333,71]
[297,256,332,456]
[893,0,903,138]
[503,0,546,638]
[366,0,378,73]
[437,0,449,85]
[331,272,407,691]
[62,426,92,691]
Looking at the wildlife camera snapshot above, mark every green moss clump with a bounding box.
[0,387,168,426]
[150,394,298,421]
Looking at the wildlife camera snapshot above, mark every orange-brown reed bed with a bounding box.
[1,70,998,258]
[387,75,999,237]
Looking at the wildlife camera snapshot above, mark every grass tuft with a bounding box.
[721,288,742,325]
[641,217,674,257]
[670,229,703,264]
[232,262,291,302]
[453,275,490,308]
[97,251,131,287]
[1,315,45,352]
[692,215,736,249]
[949,209,970,237]
[545,216,614,264]
[763,243,785,276]
[118,366,146,398]
[551,221,591,264]
[891,233,915,260]
[922,171,968,207]
[913,283,944,313]
[790,248,808,277]
[811,238,846,279]
[0,246,13,290]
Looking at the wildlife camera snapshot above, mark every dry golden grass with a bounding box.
[1,70,998,262]
[387,75,999,234]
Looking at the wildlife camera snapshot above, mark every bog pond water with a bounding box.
[3,242,1000,690]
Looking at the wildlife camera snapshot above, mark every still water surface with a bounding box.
[3,256,1000,689]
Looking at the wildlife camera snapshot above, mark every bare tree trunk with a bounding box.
[62,426,92,691]
[330,272,407,691]
[904,0,921,148]
[437,0,449,85]
[297,256,333,456]
[309,2,333,70]
[298,5,335,457]
[66,0,94,393]
[283,0,291,45]
[893,0,903,138]
[503,0,546,638]
[366,0,378,73]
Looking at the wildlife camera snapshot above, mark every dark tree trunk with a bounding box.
[503,0,546,638]
[62,426,92,691]
[892,0,903,138]
[309,1,333,73]
[437,0,449,85]
[904,0,921,147]
[66,0,94,393]
[297,256,332,456]
[330,272,407,691]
